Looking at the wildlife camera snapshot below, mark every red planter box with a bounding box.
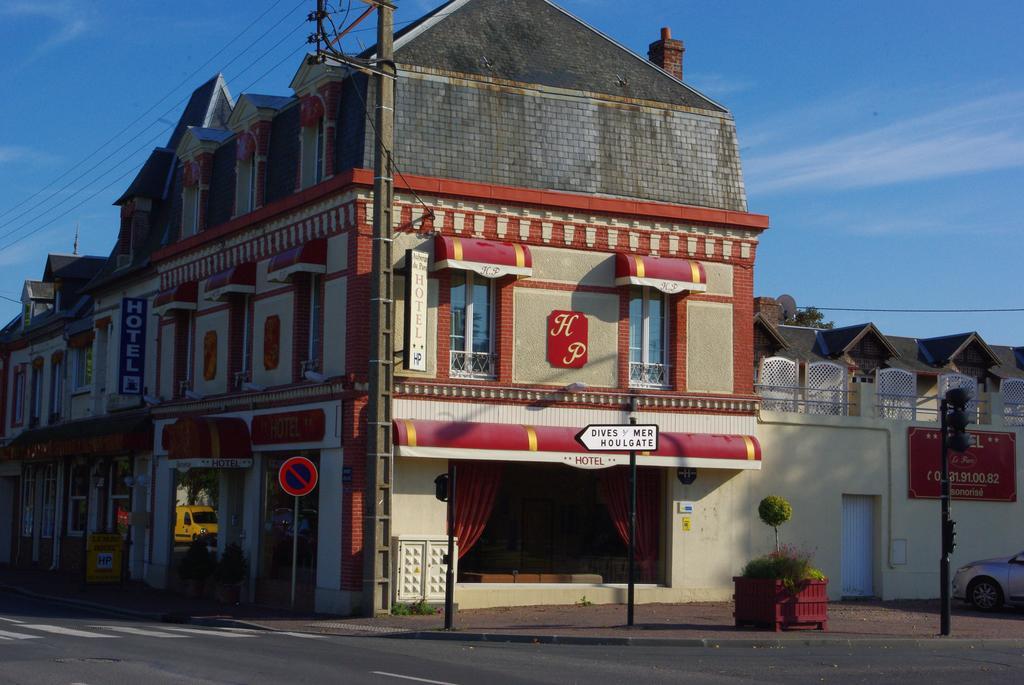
[733,577,828,632]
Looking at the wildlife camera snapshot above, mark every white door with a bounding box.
[0,477,14,564]
[842,495,874,597]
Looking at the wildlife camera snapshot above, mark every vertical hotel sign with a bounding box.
[118,297,147,394]
[404,249,429,372]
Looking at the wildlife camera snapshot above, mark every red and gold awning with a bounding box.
[614,253,706,294]
[267,238,327,283]
[205,262,256,301]
[393,419,760,470]
[154,281,198,316]
[434,235,532,278]
[161,416,253,462]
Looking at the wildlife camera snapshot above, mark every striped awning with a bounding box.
[154,281,198,316]
[205,262,256,301]
[614,253,706,294]
[393,419,760,470]
[434,235,532,278]
[267,238,327,283]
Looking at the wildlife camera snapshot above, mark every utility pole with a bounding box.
[363,0,396,617]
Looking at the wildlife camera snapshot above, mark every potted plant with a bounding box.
[177,539,215,599]
[734,496,828,631]
[213,543,247,605]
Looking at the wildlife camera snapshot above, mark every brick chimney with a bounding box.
[648,27,685,81]
[754,297,783,325]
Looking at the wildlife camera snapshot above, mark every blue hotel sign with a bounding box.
[118,297,147,395]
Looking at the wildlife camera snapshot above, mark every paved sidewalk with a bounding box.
[3,568,1023,645]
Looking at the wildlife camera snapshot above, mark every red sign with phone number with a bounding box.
[907,428,1016,502]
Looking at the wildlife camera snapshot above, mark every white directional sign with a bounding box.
[575,424,659,452]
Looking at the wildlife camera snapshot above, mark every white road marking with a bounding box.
[161,627,255,638]
[22,625,118,638]
[276,631,325,639]
[0,617,25,624]
[0,629,42,640]
[371,672,458,685]
[91,625,190,638]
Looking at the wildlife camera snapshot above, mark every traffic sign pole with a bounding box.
[277,456,319,610]
[627,416,636,628]
[291,494,299,609]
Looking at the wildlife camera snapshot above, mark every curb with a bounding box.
[391,630,1024,649]
[0,583,166,623]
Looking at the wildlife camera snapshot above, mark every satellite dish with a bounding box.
[777,294,797,322]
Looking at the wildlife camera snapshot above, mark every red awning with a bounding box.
[161,416,253,463]
[614,253,706,294]
[154,281,198,316]
[393,419,760,470]
[434,235,532,278]
[205,262,256,301]
[267,238,327,283]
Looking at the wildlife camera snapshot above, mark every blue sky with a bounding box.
[1,0,1022,343]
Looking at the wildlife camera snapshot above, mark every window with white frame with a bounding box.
[308,274,323,368]
[182,186,200,237]
[315,119,325,184]
[629,287,668,388]
[21,465,36,537]
[185,311,196,385]
[67,461,89,535]
[235,151,258,215]
[300,113,326,189]
[449,272,495,379]
[240,294,252,377]
[72,345,93,392]
[12,365,25,425]
[41,463,56,538]
[29,363,43,426]
[50,357,63,420]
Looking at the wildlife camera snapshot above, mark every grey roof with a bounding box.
[43,254,106,282]
[990,346,1024,380]
[23,281,54,300]
[186,127,234,144]
[116,148,175,204]
[384,0,725,112]
[242,94,294,110]
[166,74,234,150]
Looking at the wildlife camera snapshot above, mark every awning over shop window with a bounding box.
[434,235,532,278]
[267,238,327,283]
[161,416,253,466]
[393,419,760,471]
[614,253,706,294]
[0,413,152,461]
[204,262,256,301]
[154,281,198,316]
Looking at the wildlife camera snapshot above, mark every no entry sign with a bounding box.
[279,456,318,497]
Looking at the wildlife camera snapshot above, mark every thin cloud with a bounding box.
[745,92,1024,194]
[0,2,93,58]
[686,72,753,99]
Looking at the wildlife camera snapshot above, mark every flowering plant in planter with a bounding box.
[741,545,826,593]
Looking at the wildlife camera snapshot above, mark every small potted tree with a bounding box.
[734,496,828,631]
[178,539,215,599]
[213,543,248,605]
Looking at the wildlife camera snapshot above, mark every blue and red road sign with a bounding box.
[278,456,318,497]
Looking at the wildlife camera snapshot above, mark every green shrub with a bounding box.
[758,495,792,551]
[741,545,825,593]
[391,600,437,616]
[178,539,215,581]
[213,543,247,584]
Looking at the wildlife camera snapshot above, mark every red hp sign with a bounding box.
[547,310,588,368]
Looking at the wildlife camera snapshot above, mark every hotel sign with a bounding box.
[404,249,429,372]
[907,428,1016,502]
[117,297,147,395]
[547,310,588,368]
[252,409,326,445]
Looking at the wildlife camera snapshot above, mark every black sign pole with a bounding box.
[939,398,951,636]
[444,463,457,630]
[627,416,636,627]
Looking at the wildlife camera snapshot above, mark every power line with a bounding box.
[0,19,310,249]
[0,0,304,225]
[804,306,1024,314]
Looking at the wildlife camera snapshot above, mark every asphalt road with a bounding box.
[1,593,1023,685]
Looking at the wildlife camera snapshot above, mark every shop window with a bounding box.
[109,459,131,537]
[29,363,43,427]
[629,287,668,388]
[41,463,56,538]
[12,365,25,425]
[68,462,89,536]
[449,272,495,379]
[49,357,64,421]
[72,345,93,392]
[21,465,36,538]
[259,454,319,607]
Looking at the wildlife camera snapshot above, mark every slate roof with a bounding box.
[115,148,176,205]
[43,254,106,282]
[383,0,725,112]
[166,74,234,150]
[186,127,234,144]
[243,94,294,110]
[22,281,54,301]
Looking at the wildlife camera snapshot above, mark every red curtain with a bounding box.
[452,460,503,558]
[600,467,661,582]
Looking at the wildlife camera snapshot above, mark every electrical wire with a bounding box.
[0,0,305,226]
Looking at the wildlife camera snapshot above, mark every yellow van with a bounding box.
[175,505,218,544]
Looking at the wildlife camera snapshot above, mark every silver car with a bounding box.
[953,551,1024,610]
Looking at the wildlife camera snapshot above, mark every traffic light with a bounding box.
[434,473,449,502]
[945,387,972,453]
[943,518,957,552]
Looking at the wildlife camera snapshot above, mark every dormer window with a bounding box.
[299,96,326,189]
[234,132,259,215]
[182,161,201,237]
